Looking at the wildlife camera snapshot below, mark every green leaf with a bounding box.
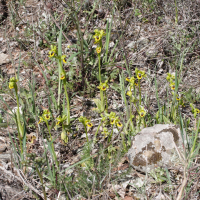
[93,98,105,113]
[163,115,171,124]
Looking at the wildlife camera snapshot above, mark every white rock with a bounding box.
[128,124,184,173]
[0,53,10,65]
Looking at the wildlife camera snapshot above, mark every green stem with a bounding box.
[120,131,126,151]
[46,121,59,167]
[108,125,114,143]
[98,54,101,83]
[138,79,141,105]
[63,81,70,125]
[15,88,23,154]
[93,120,103,144]
[104,91,108,113]
[57,60,62,108]
[129,100,134,132]
[190,118,200,156]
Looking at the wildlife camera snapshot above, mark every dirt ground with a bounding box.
[1,0,200,199]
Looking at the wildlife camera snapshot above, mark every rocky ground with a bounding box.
[1,0,200,199]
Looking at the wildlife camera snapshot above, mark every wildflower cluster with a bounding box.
[49,45,66,62]
[108,112,123,127]
[100,112,123,139]
[38,109,51,124]
[93,29,105,54]
[126,68,146,96]
[166,73,175,90]
[102,112,123,127]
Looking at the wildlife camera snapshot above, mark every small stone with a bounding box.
[0,144,7,153]
[0,53,10,65]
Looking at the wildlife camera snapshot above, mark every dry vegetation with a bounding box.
[0,0,200,199]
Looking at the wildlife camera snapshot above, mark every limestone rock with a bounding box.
[127,124,183,173]
[0,53,10,65]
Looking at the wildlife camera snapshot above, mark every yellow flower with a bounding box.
[139,106,147,118]
[79,116,93,127]
[126,76,135,83]
[43,109,51,120]
[135,68,146,80]
[166,73,175,83]
[110,118,115,125]
[62,55,67,63]
[9,77,18,90]
[94,35,100,43]
[63,57,67,63]
[45,114,50,120]
[30,135,36,144]
[99,30,105,38]
[86,122,93,128]
[49,50,55,58]
[196,108,200,113]
[170,82,175,90]
[102,85,107,91]
[97,81,109,91]
[38,116,43,124]
[96,47,101,54]
[49,45,57,58]
[117,122,123,127]
[9,82,15,89]
[140,111,146,117]
[60,72,65,80]
[126,91,132,96]
[93,29,105,44]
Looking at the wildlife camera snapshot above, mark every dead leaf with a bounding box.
[124,196,133,200]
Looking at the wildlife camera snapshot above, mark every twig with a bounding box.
[176,168,187,200]
[16,168,46,200]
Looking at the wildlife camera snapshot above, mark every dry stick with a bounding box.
[176,168,187,200]
[188,164,200,172]
[0,166,45,200]
[41,0,72,45]
[16,168,46,200]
